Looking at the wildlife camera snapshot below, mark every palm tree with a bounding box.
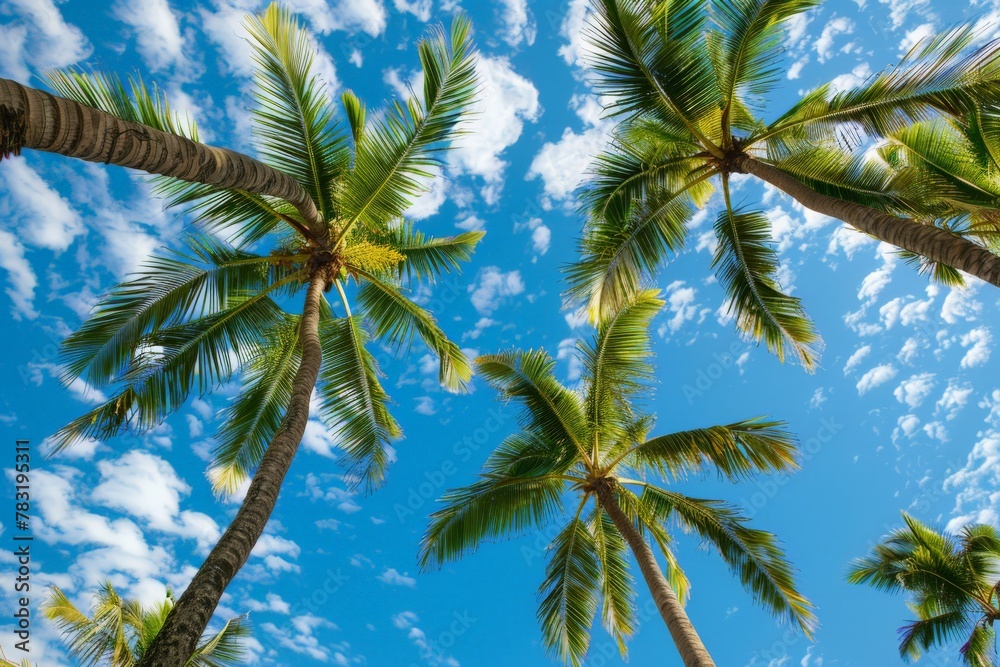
[568,0,1000,369]
[2,5,480,665]
[848,513,1000,666]
[42,583,249,667]
[419,289,815,667]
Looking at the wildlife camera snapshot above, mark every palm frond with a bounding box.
[245,3,350,218]
[538,515,602,667]
[209,316,301,496]
[355,272,472,392]
[625,418,799,481]
[589,507,636,656]
[315,316,400,490]
[363,223,484,282]
[712,188,819,368]
[419,473,566,568]
[640,486,817,634]
[338,15,477,236]
[476,350,591,462]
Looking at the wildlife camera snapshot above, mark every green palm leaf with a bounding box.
[245,3,350,218]
[338,15,476,237]
[589,507,636,656]
[355,272,472,392]
[209,316,301,496]
[538,515,602,667]
[640,486,817,634]
[315,316,400,490]
[712,189,819,369]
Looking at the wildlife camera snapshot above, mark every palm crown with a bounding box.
[849,513,1000,666]
[569,0,1000,369]
[420,289,815,666]
[48,4,481,492]
[42,583,249,667]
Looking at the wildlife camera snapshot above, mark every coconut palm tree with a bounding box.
[42,583,249,667]
[1,5,480,665]
[848,513,1000,666]
[568,0,1000,369]
[419,289,815,667]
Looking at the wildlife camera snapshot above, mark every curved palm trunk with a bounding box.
[0,78,327,243]
[593,480,716,667]
[137,270,328,667]
[734,154,1000,287]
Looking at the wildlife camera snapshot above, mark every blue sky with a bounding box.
[1,0,1000,665]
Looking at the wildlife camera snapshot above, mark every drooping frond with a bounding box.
[622,418,799,481]
[538,515,602,667]
[355,272,472,391]
[476,350,590,461]
[189,616,252,667]
[419,472,566,568]
[338,15,477,235]
[208,316,301,496]
[60,235,301,387]
[712,188,819,368]
[589,506,636,657]
[315,316,401,490]
[245,3,350,218]
[897,611,970,662]
[640,486,817,634]
[567,188,694,324]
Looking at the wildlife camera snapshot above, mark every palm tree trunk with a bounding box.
[0,78,327,243]
[734,154,1000,286]
[137,269,328,667]
[593,480,716,667]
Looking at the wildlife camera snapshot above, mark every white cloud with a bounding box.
[246,592,292,615]
[960,327,992,368]
[393,0,432,21]
[0,229,38,320]
[856,363,897,394]
[92,451,221,552]
[468,266,525,315]
[935,380,973,420]
[897,336,924,365]
[558,0,595,69]
[112,0,190,73]
[414,396,436,416]
[828,62,872,94]
[899,22,935,54]
[941,283,982,324]
[879,0,931,30]
[843,345,871,375]
[1,160,84,251]
[663,280,700,334]
[450,55,540,204]
[527,94,611,206]
[0,0,90,80]
[377,568,417,588]
[557,337,583,382]
[893,373,935,409]
[496,0,536,47]
[814,17,854,63]
[404,165,448,220]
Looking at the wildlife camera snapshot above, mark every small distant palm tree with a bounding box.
[0,4,480,665]
[569,0,1000,369]
[848,513,1000,666]
[420,289,815,667]
[42,583,249,667]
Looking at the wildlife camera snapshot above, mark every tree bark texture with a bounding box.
[594,480,717,667]
[0,77,327,243]
[137,270,327,667]
[736,154,1000,287]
